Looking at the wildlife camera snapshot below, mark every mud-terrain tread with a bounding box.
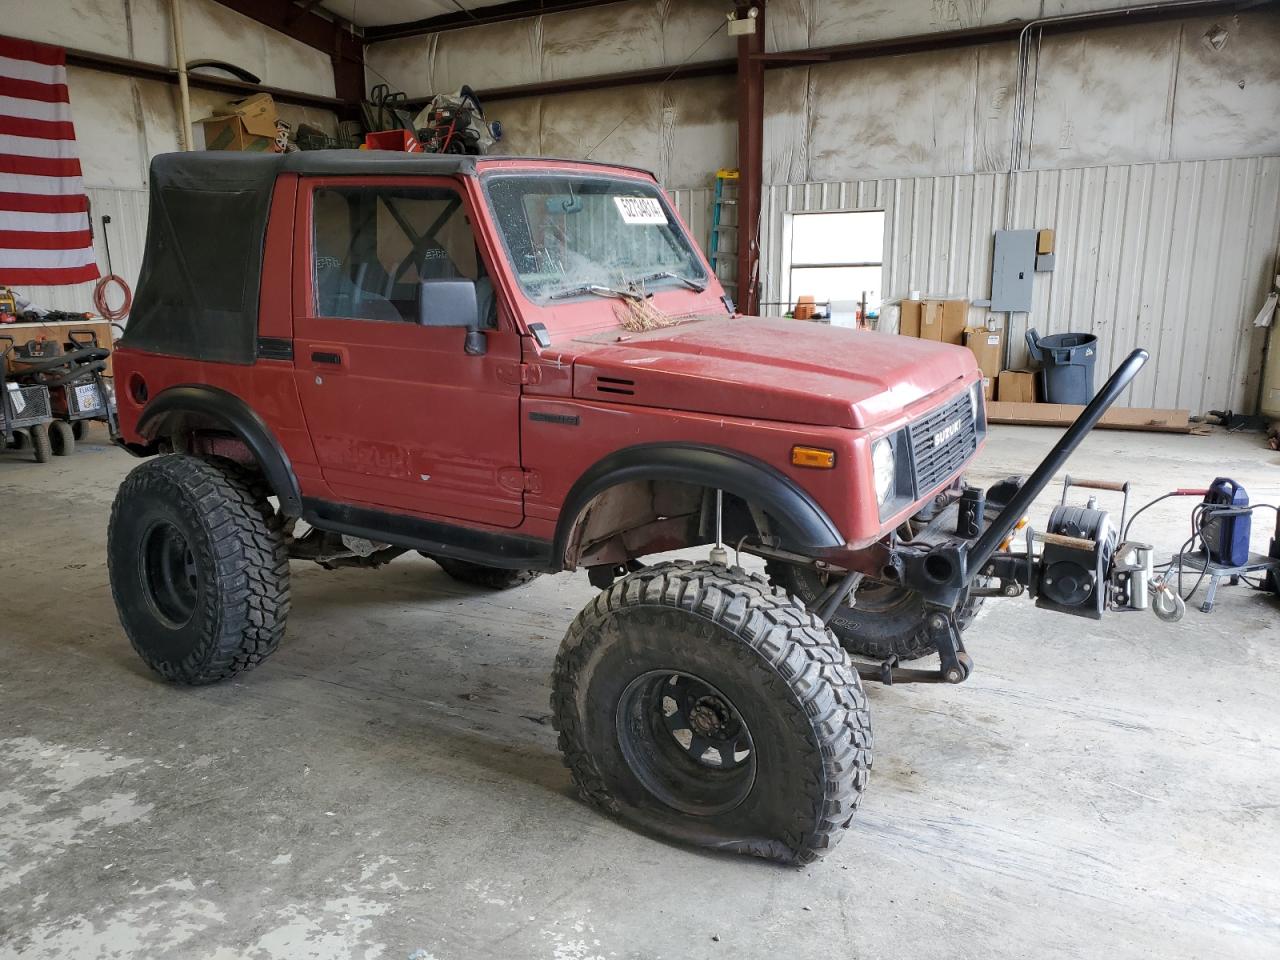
[430,555,542,590]
[765,559,982,662]
[551,560,872,864]
[108,455,291,684]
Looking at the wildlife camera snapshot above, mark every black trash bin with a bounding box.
[1025,328,1098,403]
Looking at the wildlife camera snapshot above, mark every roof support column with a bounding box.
[735,2,765,315]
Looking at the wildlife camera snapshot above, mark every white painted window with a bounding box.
[785,211,885,317]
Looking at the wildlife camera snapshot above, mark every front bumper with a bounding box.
[843,349,1152,684]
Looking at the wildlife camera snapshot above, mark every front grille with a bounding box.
[907,391,978,495]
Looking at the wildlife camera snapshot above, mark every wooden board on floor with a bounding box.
[987,400,1208,434]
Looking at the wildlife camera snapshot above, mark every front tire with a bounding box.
[108,455,290,685]
[552,561,872,864]
[766,560,982,662]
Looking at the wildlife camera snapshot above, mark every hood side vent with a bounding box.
[595,375,636,396]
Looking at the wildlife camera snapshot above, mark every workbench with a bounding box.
[0,318,116,376]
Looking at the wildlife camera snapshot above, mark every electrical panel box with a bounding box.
[991,229,1037,312]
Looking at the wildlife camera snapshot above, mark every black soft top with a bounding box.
[120,152,477,365]
[122,151,654,365]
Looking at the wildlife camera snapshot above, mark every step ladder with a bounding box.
[708,168,738,296]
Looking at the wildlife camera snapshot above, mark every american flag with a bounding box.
[0,34,98,286]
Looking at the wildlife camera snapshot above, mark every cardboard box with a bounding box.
[964,326,1003,398]
[200,115,275,152]
[215,93,279,138]
[898,300,922,337]
[997,368,1037,404]
[200,93,279,152]
[919,298,968,344]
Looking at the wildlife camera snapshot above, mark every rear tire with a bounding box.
[765,560,982,662]
[108,455,290,685]
[552,561,872,864]
[49,420,75,456]
[428,554,542,590]
[71,420,86,441]
[31,424,51,463]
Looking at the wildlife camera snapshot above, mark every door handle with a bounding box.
[311,350,344,366]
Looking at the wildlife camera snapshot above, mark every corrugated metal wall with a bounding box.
[17,187,150,317]
[761,155,1280,413]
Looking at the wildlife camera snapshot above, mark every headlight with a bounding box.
[872,437,896,504]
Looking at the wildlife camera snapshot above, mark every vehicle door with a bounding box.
[292,176,524,528]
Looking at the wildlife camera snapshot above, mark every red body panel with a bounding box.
[569,316,975,429]
[114,158,984,560]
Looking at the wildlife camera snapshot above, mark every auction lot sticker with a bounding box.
[613,196,667,225]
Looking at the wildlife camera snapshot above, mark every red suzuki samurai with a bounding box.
[108,151,1150,864]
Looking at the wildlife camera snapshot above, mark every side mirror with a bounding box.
[417,278,486,355]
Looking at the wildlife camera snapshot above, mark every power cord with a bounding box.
[1125,491,1279,602]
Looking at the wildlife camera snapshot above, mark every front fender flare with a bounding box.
[553,443,844,566]
[136,384,303,516]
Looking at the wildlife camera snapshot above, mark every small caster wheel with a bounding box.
[50,420,76,457]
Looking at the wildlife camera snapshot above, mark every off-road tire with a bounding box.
[8,429,30,451]
[765,560,982,662]
[71,420,86,441]
[31,424,51,463]
[108,455,290,685]
[49,420,75,456]
[551,561,872,864]
[428,555,542,590]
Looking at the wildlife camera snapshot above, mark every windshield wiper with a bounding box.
[629,271,707,293]
[548,283,644,302]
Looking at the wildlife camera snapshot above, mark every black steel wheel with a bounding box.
[615,670,756,817]
[553,561,872,864]
[138,519,200,626]
[108,455,290,684]
[766,560,983,662]
[49,419,75,456]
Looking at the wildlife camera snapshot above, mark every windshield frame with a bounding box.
[479,170,709,307]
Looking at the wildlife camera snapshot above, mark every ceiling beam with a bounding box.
[399,0,1247,105]
[365,0,630,43]
[209,0,365,104]
[63,46,347,110]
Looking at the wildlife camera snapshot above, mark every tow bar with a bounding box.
[862,348,1153,686]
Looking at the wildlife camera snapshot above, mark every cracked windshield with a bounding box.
[484,175,708,313]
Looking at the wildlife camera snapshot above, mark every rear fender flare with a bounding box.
[136,385,303,516]
[554,443,844,567]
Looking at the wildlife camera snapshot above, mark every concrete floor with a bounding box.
[2,423,1279,960]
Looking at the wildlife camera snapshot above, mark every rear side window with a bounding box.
[312,185,493,324]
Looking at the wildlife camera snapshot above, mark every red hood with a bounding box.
[570,316,978,429]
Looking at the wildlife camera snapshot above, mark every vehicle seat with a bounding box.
[316,257,402,322]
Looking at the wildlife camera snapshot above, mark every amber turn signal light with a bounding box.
[791,445,836,469]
